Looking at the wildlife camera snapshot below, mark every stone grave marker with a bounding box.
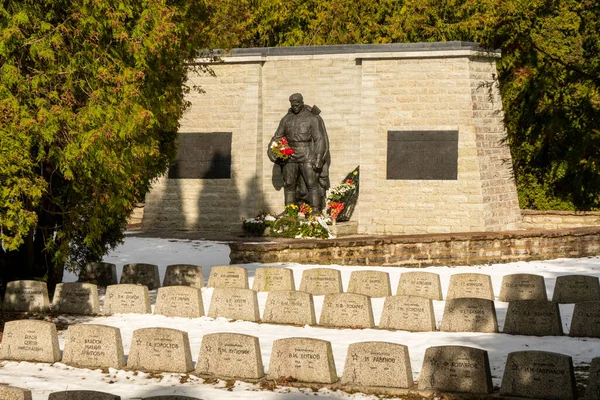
[379,295,436,332]
[78,262,118,286]
[262,290,316,326]
[552,275,600,303]
[2,280,50,312]
[62,324,125,369]
[503,300,563,336]
[207,265,248,289]
[319,293,374,329]
[48,391,120,400]
[195,333,264,379]
[500,351,576,400]
[341,342,413,388]
[154,286,204,318]
[119,263,161,290]
[267,337,337,383]
[252,267,295,292]
[207,288,260,322]
[299,268,343,296]
[498,273,548,301]
[144,397,202,400]
[0,320,60,362]
[586,357,600,400]
[446,273,494,300]
[418,345,493,394]
[440,298,498,333]
[396,271,443,300]
[127,328,193,373]
[0,385,32,400]
[569,301,600,338]
[52,282,100,315]
[163,264,204,289]
[347,271,391,298]
[103,284,151,314]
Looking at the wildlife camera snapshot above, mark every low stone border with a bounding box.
[229,226,600,266]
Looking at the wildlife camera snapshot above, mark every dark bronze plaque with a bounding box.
[168,132,232,179]
[387,131,458,180]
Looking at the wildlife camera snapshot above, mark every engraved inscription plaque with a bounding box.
[168,132,232,179]
[387,131,458,180]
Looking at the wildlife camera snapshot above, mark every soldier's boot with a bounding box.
[284,190,296,206]
[308,189,321,213]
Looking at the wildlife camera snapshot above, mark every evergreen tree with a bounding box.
[0,0,211,291]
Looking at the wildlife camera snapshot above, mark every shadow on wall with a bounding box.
[144,150,271,235]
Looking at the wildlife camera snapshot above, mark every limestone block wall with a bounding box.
[142,42,521,235]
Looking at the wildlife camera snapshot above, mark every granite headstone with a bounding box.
[341,342,413,388]
[396,271,443,300]
[52,282,100,315]
[498,273,548,301]
[78,262,118,286]
[163,264,204,289]
[154,286,204,318]
[207,266,248,289]
[48,391,120,400]
[569,301,600,338]
[500,351,576,400]
[207,288,260,322]
[103,284,151,314]
[267,337,337,383]
[503,300,563,336]
[252,267,295,292]
[446,273,494,300]
[2,280,50,312]
[319,293,374,329]
[552,275,600,304]
[262,290,316,326]
[586,357,600,400]
[119,263,161,290]
[299,268,343,296]
[379,295,436,332]
[440,298,498,333]
[127,328,193,373]
[0,320,60,362]
[0,385,32,400]
[62,324,125,369]
[418,346,493,394]
[195,333,264,379]
[347,271,391,298]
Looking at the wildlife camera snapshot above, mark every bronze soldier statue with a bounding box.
[268,93,330,211]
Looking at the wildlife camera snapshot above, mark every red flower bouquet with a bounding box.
[270,137,294,161]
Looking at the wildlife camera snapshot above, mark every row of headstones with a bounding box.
[79,263,600,301]
[1,319,598,400]
[0,387,194,400]
[4,280,600,338]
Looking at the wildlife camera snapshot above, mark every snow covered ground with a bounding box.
[2,236,600,399]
